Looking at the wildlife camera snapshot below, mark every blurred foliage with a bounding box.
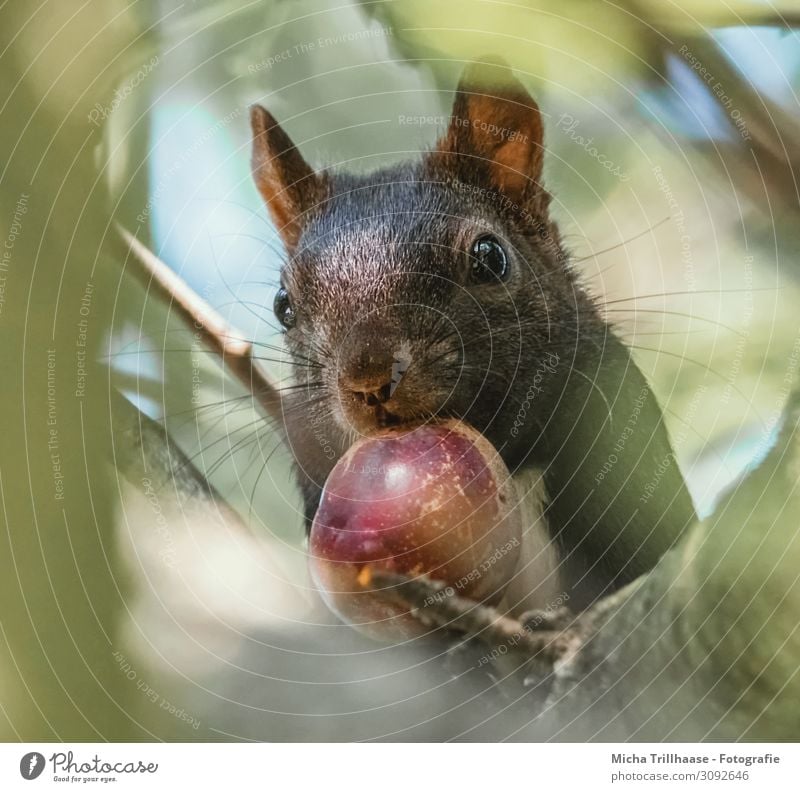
[0,0,180,739]
[2,0,800,740]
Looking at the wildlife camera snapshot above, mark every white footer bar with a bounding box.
[1,743,795,790]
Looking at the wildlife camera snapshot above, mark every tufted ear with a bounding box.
[435,57,545,205]
[250,105,326,251]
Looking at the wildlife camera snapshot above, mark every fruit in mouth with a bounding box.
[309,419,522,641]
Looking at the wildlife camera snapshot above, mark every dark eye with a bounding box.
[273,287,296,329]
[469,235,509,283]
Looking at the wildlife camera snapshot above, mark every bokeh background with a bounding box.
[2,0,800,740]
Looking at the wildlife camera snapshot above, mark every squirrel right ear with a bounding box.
[435,57,545,207]
[250,105,325,251]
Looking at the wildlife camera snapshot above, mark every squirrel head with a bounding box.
[251,57,600,465]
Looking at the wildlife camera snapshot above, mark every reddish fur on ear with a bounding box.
[250,104,325,250]
[436,57,545,205]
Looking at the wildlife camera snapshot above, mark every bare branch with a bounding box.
[115,224,285,426]
[366,568,572,664]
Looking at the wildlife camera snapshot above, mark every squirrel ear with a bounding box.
[250,105,325,250]
[435,57,544,203]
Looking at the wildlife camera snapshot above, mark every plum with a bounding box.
[309,419,522,641]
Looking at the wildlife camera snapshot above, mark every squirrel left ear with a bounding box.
[250,105,326,251]
[435,57,544,205]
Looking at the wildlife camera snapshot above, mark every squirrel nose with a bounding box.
[337,329,408,406]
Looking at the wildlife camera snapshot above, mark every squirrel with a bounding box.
[249,57,696,616]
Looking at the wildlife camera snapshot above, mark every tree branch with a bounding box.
[115,224,285,426]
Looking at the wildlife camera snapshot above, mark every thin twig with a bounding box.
[366,568,569,663]
[115,224,284,426]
